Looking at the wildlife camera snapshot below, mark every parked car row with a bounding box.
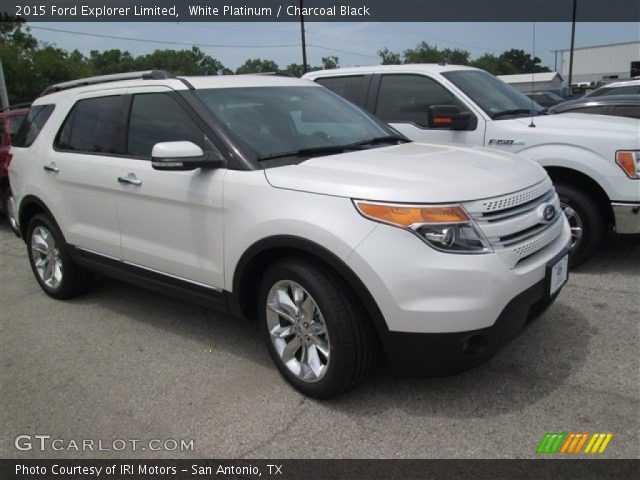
[5,66,639,398]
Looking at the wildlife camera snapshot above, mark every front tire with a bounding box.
[556,183,606,267]
[258,256,377,399]
[26,213,92,299]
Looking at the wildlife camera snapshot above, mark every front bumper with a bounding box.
[612,202,640,234]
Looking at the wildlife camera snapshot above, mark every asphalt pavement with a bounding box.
[1,221,638,459]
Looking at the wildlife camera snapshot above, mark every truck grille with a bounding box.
[463,178,564,267]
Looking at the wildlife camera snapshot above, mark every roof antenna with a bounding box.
[529,22,537,128]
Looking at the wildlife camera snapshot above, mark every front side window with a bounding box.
[442,69,545,118]
[195,86,397,161]
[315,76,365,106]
[375,74,468,127]
[13,105,55,148]
[127,93,205,158]
[56,96,123,154]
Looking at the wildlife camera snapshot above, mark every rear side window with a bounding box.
[55,96,123,154]
[12,105,55,148]
[126,93,204,158]
[315,76,365,106]
[375,74,468,127]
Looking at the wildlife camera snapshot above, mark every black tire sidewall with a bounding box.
[556,183,605,267]
[258,259,358,399]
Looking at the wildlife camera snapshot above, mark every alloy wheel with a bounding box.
[561,201,584,250]
[266,280,331,383]
[31,226,63,289]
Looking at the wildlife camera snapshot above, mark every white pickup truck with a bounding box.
[304,65,640,266]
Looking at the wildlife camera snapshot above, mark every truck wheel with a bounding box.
[556,183,605,267]
[258,256,377,399]
[26,213,93,299]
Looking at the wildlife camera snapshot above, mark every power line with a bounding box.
[307,44,378,60]
[29,26,300,49]
[377,23,499,53]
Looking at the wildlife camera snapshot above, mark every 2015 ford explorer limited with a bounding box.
[9,71,571,398]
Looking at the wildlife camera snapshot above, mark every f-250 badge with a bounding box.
[488,139,525,146]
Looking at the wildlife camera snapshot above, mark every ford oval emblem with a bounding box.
[537,204,557,224]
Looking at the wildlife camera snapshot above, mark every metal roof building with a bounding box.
[559,41,640,85]
[498,72,564,93]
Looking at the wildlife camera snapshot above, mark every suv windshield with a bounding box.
[442,70,545,118]
[195,86,405,162]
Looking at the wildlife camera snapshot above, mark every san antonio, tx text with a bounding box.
[16,463,283,477]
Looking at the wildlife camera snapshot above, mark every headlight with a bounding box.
[616,151,640,179]
[354,200,493,254]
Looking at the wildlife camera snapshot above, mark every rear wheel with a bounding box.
[26,213,93,299]
[556,183,606,267]
[258,256,377,399]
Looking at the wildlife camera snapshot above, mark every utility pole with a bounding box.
[551,49,559,72]
[299,0,308,73]
[0,58,9,109]
[568,0,578,88]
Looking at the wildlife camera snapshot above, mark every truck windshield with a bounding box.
[442,70,545,119]
[195,86,405,162]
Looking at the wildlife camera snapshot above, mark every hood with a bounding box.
[512,112,639,140]
[264,142,548,203]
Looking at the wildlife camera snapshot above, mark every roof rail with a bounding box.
[40,70,175,96]
[1,102,31,112]
[242,71,295,78]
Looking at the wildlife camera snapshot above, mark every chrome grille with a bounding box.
[463,179,564,267]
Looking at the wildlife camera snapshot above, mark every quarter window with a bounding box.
[56,96,123,154]
[375,74,468,127]
[13,105,55,148]
[126,93,204,158]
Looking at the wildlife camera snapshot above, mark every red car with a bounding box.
[1,104,29,233]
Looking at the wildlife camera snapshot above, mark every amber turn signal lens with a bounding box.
[616,151,638,179]
[355,202,470,227]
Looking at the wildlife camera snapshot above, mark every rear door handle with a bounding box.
[43,163,59,173]
[117,174,142,186]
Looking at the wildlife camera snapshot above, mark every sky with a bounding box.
[27,22,640,71]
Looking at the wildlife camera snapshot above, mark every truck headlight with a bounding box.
[354,200,493,254]
[616,151,640,179]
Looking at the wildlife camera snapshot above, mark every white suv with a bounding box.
[9,71,571,398]
[304,65,640,266]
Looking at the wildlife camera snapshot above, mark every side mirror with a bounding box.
[151,141,226,171]
[428,105,472,130]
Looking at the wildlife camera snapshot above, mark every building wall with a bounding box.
[560,42,640,84]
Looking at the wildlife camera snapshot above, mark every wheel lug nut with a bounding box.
[303,322,309,328]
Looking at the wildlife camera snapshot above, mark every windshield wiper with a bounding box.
[492,109,541,119]
[256,135,408,162]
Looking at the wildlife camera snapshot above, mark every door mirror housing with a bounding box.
[427,105,473,130]
[151,141,226,171]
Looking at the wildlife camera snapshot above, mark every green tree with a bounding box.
[283,63,306,77]
[440,48,470,65]
[469,53,518,75]
[378,48,402,65]
[89,49,136,74]
[135,47,231,76]
[403,41,444,64]
[320,56,339,69]
[499,49,550,73]
[235,58,279,75]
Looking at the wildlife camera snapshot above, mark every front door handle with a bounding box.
[117,174,142,186]
[43,163,59,173]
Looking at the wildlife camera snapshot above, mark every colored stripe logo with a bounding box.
[537,433,613,454]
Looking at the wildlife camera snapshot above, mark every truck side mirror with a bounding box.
[428,105,472,130]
